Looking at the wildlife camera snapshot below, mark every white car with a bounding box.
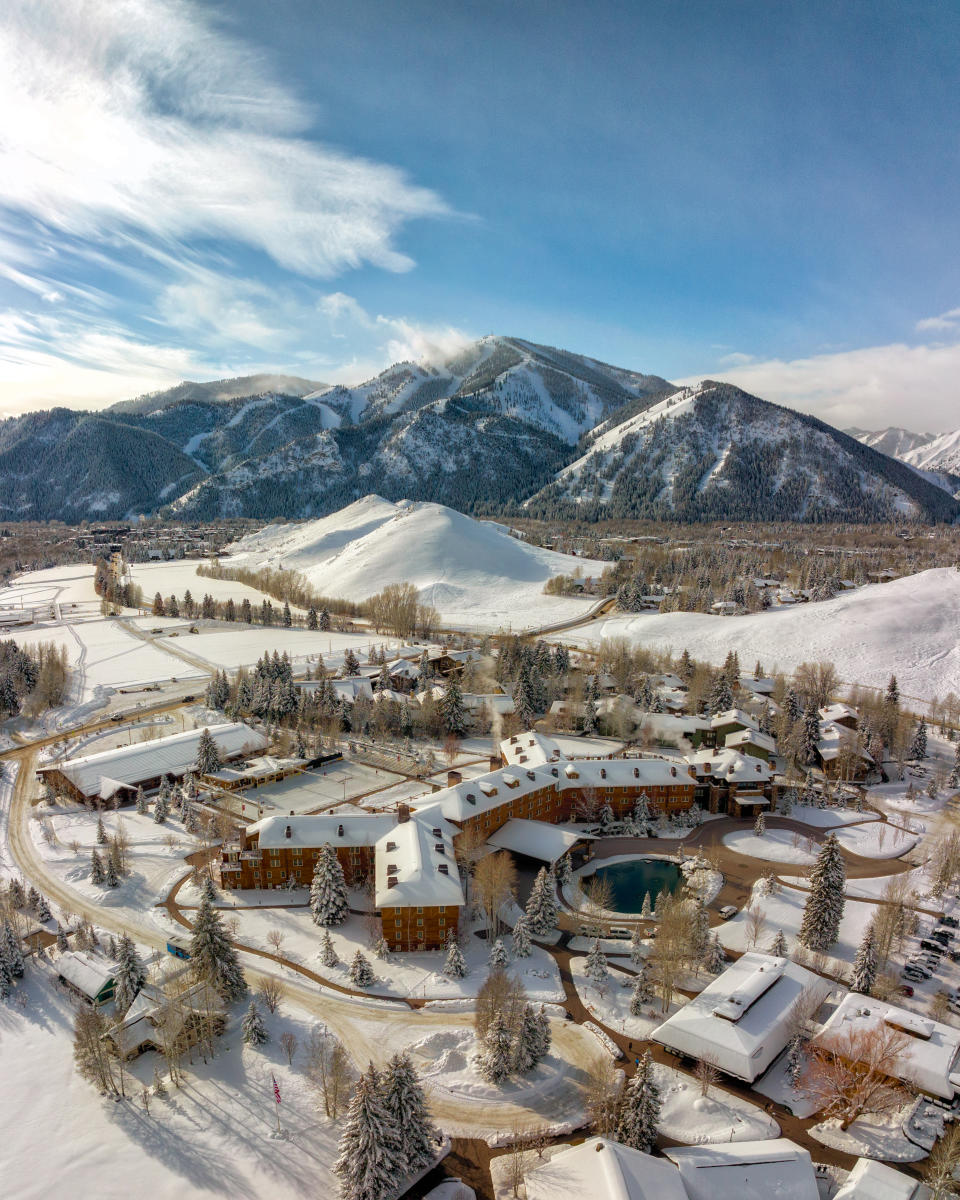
[719,905,738,920]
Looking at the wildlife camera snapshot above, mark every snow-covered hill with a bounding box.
[224,495,606,630]
[557,567,960,702]
[527,381,959,523]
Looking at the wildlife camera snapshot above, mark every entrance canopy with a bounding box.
[487,818,589,864]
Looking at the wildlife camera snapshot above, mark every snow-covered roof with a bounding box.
[374,804,464,910]
[249,813,396,849]
[486,819,587,863]
[463,692,514,715]
[665,1139,818,1200]
[525,1137,688,1200]
[685,748,775,784]
[817,721,873,764]
[57,951,116,999]
[724,729,777,754]
[820,702,860,725]
[651,953,831,1082]
[739,675,776,695]
[207,755,305,784]
[711,708,760,732]
[44,723,267,797]
[417,755,693,824]
[832,1158,920,1200]
[500,731,564,767]
[819,992,960,1100]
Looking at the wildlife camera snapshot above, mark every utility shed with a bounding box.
[665,1139,819,1200]
[651,952,831,1082]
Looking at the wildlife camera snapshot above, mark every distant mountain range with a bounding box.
[0,338,956,524]
[848,425,960,498]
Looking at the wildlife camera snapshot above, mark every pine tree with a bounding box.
[189,894,246,1003]
[510,915,532,958]
[373,937,390,961]
[769,928,788,957]
[8,879,25,908]
[319,608,331,631]
[950,741,960,790]
[615,1050,660,1153]
[349,950,375,988]
[909,717,928,762]
[584,938,608,983]
[35,894,51,923]
[629,926,645,965]
[310,844,348,926]
[488,937,508,967]
[786,1032,805,1087]
[0,949,12,1001]
[798,832,846,952]
[342,649,360,677]
[525,866,558,935]
[513,669,535,728]
[307,606,318,631]
[380,1052,439,1175]
[629,967,653,1014]
[801,698,822,765]
[105,855,120,887]
[241,998,269,1045]
[690,899,710,964]
[478,1011,513,1084]
[512,1003,541,1073]
[90,849,106,886]
[442,937,467,979]
[554,854,571,887]
[152,1065,167,1097]
[194,727,222,775]
[640,891,652,920]
[319,929,339,968]
[153,790,168,824]
[754,810,766,838]
[703,933,726,974]
[3,920,24,978]
[113,932,146,1013]
[135,785,148,816]
[56,924,69,952]
[96,814,107,845]
[438,672,467,737]
[709,671,733,716]
[851,924,878,996]
[334,1065,405,1200]
[885,675,900,706]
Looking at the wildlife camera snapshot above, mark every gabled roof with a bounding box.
[665,1139,818,1200]
[487,819,587,863]
[724,728,777,754]
[711,708,760,732]
[249,813,395,849]
[685,747,775,784]
[832,1157,920,1200]
[57,951,116,999]
[42,722,267,796]
[525,1137,688,1200]
[374,804,464,909]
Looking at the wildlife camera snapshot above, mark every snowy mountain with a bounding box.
[223,494,606,629]
[108,374,326,415]
[527,381,960,523]
[847,426,934,458]
[902,428,960,475]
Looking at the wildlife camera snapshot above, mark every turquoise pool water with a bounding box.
[588,858,683,914]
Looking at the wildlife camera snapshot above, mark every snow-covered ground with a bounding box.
[10,618,205,702]
[752,1047,822,1119]
[810,1110,926,1162]
[716,879,877,968]
[164,625,385,673]
[215,906,565,1003]
[556,567,960,702]
[223,495,606,632]
[569,956,692,1040]
[128,559,309,613]
[722,828,818,865]
[834,822,921,859]
[653,1062,780,1143]
[786,804,879,828]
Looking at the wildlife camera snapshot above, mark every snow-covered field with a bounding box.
[166,624,384,673]
[569,956,690,1040]
[10,617,205,702]
[810,1110,926,1162]
[722,828,818,865]
[128,559,308,613]
[787,804,879,828]
[717,879,877,967]
[834,822,921,859]
[556,567,960,701]
[223,495,605,632]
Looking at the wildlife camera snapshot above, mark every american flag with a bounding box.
[272,1074,281,1106]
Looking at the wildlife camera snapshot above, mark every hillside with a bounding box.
[526,381,960,523]
[903,428,960,475]
[558,567,960,701]
[848,426,934,458]
[223,495,606,630]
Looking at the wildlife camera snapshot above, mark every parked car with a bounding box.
[900,985,915,997]
[920,939,944,954]
[607,928,631,940]
[942,916,959,929]
[719,905,738,920]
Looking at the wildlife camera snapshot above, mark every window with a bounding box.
[439,917,445,927]
[417,907,423,914]
[266,871,272,880]
[417,918,423,927]
[438,906,445,913]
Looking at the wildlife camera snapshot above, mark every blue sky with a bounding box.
[0,0,958,428]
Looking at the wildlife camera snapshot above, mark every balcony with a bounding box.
[240,851,262,861]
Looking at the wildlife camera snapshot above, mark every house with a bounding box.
[651,953,831,1083]
[204,755,307,791]
[817,721,873,780]
[685,748,775,816]
[832,1158,923,1200]
[525,1137,688,1200]
[105,982,226,1059]
[819,702,860,731]
[664,1139,819,1200]
[817,992,960,1100]
[57,951,117,1006]
[724,728,777,762]
[38,722,268,804]
[710,708,760,744]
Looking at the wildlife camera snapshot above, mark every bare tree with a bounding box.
[280,1030,298,1067]
[305,1025,351,1118]
[504,1127,532,1198]
[585,1054,622,1137]
[473,851,517,938]
[801,1023,911,1129]
[745,904,766,951]
[924,1124,960,1199]
[257,976,284,1015]
[73,1006,117,1093]
[694,1055,719,1098]
[266,928,286,956]
[475,967,526,1043]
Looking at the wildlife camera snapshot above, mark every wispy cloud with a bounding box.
[915,306,960,333]
[678,338,960,432]
[0,0,455,410]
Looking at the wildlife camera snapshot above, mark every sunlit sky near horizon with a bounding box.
[0,0,958,430]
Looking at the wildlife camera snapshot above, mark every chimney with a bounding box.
[447,770,462,787]
[285,825,291,839]
[337,823,344,837]
[397,803,410,823]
